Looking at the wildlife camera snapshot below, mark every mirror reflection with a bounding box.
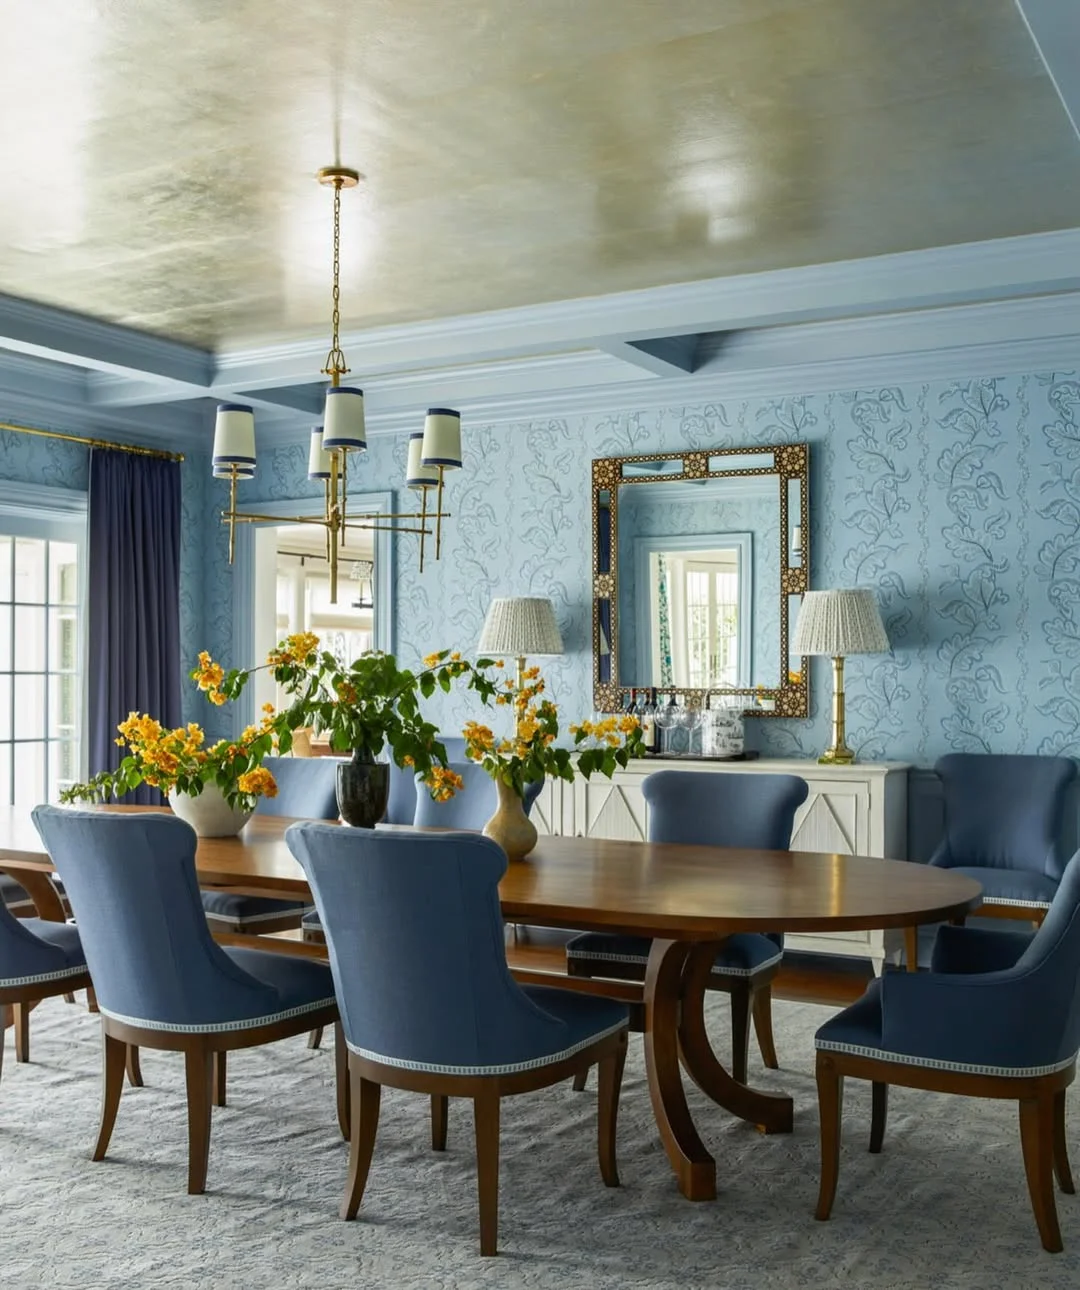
[617,478,779,689]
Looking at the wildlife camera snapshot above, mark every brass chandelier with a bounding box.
[212,165,460,602]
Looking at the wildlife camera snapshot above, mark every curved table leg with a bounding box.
[2,868,66,922]
[643,939,717,1201]
[677,940,794,1135]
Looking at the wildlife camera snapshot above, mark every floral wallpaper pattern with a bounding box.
[160,369,1080,765]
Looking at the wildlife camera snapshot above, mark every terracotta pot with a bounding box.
[168,783,252,837]
[336,748,390,828]
[482,777,538,862]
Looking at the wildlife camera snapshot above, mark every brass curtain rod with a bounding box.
[0,419,185,463]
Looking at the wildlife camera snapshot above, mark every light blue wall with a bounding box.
[199,370,1080,768]
[0,426,209,727]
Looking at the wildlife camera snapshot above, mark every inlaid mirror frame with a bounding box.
[591,442,810,717]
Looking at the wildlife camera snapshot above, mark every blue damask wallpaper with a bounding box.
[193,371,1080,766]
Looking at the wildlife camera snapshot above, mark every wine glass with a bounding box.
[654,693,679,757]
[679,703,703,758]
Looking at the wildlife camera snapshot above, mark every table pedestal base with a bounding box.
[644,939,795,1200]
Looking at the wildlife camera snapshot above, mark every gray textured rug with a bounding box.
[2,994,1077,1289]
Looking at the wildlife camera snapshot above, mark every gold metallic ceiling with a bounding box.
[1,0,1078,349]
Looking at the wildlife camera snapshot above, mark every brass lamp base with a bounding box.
[818,655,857,765]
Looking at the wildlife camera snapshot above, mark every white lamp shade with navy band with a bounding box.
[420,408,462,470]
[212,403,257,473]
[322,386,367,452]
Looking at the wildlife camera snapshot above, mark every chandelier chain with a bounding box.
[322,178,349,383]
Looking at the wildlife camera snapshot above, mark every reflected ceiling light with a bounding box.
[350,559,375,611]
[212,165,460,600]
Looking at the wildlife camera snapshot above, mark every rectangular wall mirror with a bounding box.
[592,443,809,717]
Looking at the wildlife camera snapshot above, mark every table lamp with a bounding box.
[792,588,890,765]
[476,597,564,691]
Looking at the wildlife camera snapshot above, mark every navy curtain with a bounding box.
[87,451,183,803]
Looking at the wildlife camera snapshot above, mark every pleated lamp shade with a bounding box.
[792,589,889,657]
[477,597,564,657]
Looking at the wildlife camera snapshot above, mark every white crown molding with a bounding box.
[0,478,87,518]
[0,385,207,449]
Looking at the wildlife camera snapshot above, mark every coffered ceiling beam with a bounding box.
[599,335,701,376]
[1016,0,1080,141]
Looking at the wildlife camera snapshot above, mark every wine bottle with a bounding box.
[640,688,657,754]
[648,687,662,755]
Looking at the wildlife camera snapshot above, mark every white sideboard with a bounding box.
[533,757,910,973]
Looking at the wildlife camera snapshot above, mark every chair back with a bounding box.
[256,756,340,818]
[1012,852,1080,1063]
[414,761,497,830]
[641,769,808,849]
[286,824,573,1070]
[0,894,71,982]
[31,806,278,1027]
[931,753,1078,879]
[384,735,467,825]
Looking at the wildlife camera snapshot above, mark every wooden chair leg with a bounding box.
[184,1047,214,1196]
[340,1071,381,1221]
[751,986,779,1070]
[431,1094,448,1151]
[473,1089,501,1257]
[86,986,99,1014]
[62,992,76,1004]
[93,1032,127,1162]
[1053,1089,1075,1194]
[13,1002,29,1063]
[572,1068,589,1092]
[596,1031,627,1188]
[814,1053,844,1221]
[212,1051,227,1108]
[904,926,919,972]
[1019,1096,1063,1253]
[869,1082,888,1153]
[308,1026,324,1050]
[729,983,752,1085]
[335,1022,350,1142]
[125,1045,143,1088]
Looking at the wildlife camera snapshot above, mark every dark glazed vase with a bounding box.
[335,748,390,828]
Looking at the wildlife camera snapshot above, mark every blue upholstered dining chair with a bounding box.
[566,769,809,1084]
[201,755,341,936]
[286,823,630,1257]
[412,761,543,832]
[814,851,1080,1253]
[904,753,1080,969]
[0,892,91,1088]
[32,805,342,1195]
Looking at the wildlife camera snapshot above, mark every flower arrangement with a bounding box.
[196,635,499,800]
[60,710,279,810]
[462,664,645,798]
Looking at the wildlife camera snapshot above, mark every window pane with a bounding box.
[14,674,46,740]
[0,605,10,671]
[49,608,79,672]
[14,607,46,671]
[13,741,45,807]
[0,675,10,740]
[0,536,10,601]
[13,537,46,604]
[0,744,10,805]
[49,673,79,739]
[49,541,79,604]
[50,740,79,798]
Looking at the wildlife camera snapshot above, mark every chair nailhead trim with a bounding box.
[980,896,1051,909]
[815,1036,1076,1079]
[565,947,783,978]
[99,996,336,1035]
[345,1017,628,1077]
[0,963,88,989]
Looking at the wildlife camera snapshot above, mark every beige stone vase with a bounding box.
[482,776,538,862]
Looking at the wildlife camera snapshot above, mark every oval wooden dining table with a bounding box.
[0,809,983,1203]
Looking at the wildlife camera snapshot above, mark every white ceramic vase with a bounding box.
[168,783,253,837]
